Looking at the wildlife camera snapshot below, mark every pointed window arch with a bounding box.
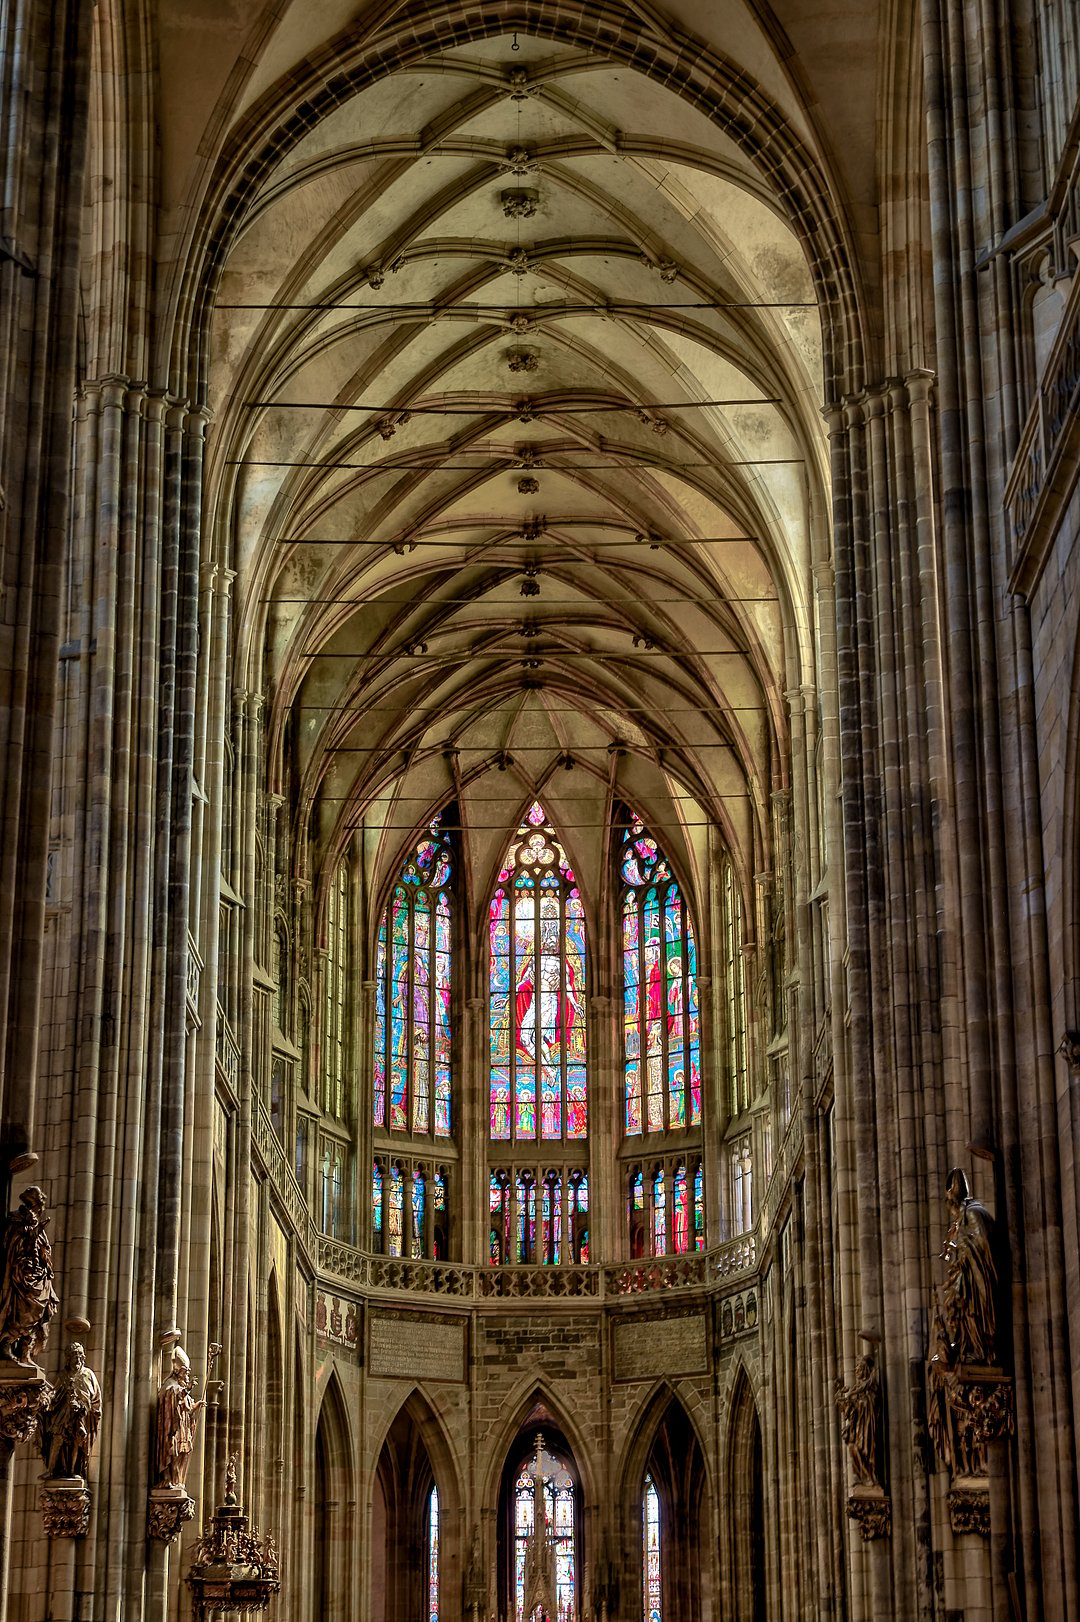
[620,812,701,1135]
[489,802,587,1143]
[374,815,453,1139]
[511,1435,577,1622]
[643,1473,662,1622]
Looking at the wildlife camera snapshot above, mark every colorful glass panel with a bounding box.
[673,1162,689,1254]
[411,1168,425,1259]
[513,1446,576,1622]
[620,812,703,1142]
[388,1164,404,1258]
[652,1168,666,1255]
[644,1474,662,1622]
[489,803,587,1146]
[694,1163,704,1251]
[374,815,454,1140]
[372,1161,383,1247]
[428,1484,439,1622]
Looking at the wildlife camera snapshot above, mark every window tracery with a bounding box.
[490,803,587,1144]
[620,813,701,1136]
[373,816,453,1139]
[723,863,749,1116]
[627,1155,704,1258]
[428,1483,439,1622]
[512,1439,577,1622]
[489,1168,588,1264]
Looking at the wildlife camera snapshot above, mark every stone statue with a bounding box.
[939,1168,997,1364]
[926,1307,980,1476]
[835,1351,881,1487]
[40,1341,102,1481]
[152,1343,205,1491]
[0,1186,59,1365]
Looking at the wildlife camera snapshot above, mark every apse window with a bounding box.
[373,814,453,1139]
[489,802,587,1143]
[620,811,702,1135]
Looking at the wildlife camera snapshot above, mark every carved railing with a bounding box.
[215,1005,240,1093]
[317,1234,756,1302]
[186,933,202,1017]
[1006,204,1080,589]
[252,1095,315,1269]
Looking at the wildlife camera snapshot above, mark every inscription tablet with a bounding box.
[368,1312,466,1382]
[614,1311,708,1381]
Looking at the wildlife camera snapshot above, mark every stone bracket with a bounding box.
[847,1486,891,1540]
[39,1477,91,1537]
[148,1487,197,1543]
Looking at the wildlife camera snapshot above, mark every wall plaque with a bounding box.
[613,1311,708,1381]
[368,1311,466,1383]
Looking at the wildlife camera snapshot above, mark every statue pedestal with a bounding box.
[0,1359,49,1444]
[39,1475,91,1537]
[950,1364,1014,1447]
[148,1485,197,1543]
[947,1474,990,1537]
[846,1485,891,1540]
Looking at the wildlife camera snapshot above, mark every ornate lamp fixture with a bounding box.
[186,1455,280,1620]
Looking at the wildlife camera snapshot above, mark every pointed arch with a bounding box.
[315,1371,355,1622]
[478,1378,598,1515]
[620,1383,712,1622]
[725,1366,767,1622]
[372,1387,464,1622]
[263,1271,285,1535]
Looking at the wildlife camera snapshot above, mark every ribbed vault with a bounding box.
[199,13,836,938]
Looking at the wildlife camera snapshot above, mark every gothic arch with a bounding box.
[314,1371,355,1622]
[372,1388,464,1622]
[479,1378,599,1516]
[263,1270,285,1534]
[619,1383,712,1622]
[724,1365,767,1622]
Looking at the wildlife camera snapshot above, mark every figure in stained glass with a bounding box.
[489,803,588,1147]
[620,811,703,1139]
[374,815,454,1143]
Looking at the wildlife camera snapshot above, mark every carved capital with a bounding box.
[846,1487,891,1540]
[39,1479,91,1538]
[148,1487,197,1543]
[947,1477,990,1537]
[0,1366,50,1442]
[949,1364,1015,1447]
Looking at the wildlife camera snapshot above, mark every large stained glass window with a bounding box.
[490,803,587,1143]
[374,816,453,1139]
[620,813,701,1136]
[643,1474,662,1622]
[428,1483,439,1622]
[513,1437,576,1622]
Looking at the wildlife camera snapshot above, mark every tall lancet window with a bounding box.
[374,815,453,1139]
[620,812,701,1135]
[428,1483,440,1622]
[490,803,587,1143]
[643,1474,662,1622]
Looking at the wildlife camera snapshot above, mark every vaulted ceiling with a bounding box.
[183,2,866,940]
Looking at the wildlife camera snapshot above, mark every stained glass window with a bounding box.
[490,803,587,1143]
[673,1162,689,1254]
[652,1167,666,1255]
[490,1171,511,1264]
[643,1474,662,1622]
[513,1439,576,1622]
[374,816,453,1140]
[433,1168,447,1260]
[724,864,748,1115]
[324,860,348,1118]
[428,1483,439,1622]
[694,1163,705,1251]
[620,813,701,1136]
[372,1161,383,1250]
[411,1168,426,1259]
[388,1162,404,1257]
